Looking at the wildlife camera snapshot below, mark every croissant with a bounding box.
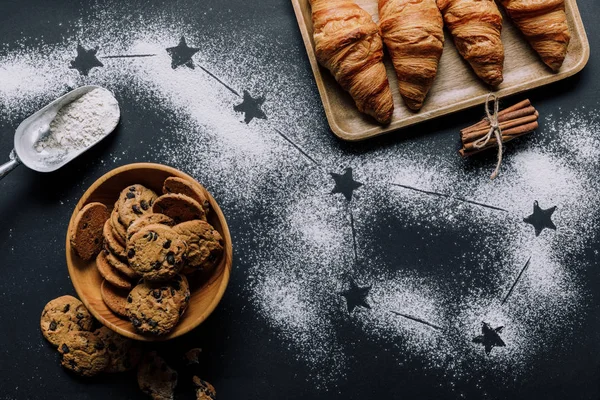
[310,0,394,124]
[437,0,505,86]
[379,0,444,111]
[498,0,570,71]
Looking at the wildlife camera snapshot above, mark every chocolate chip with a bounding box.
[170,288,175,296]
[76,312,84,319]
[153,261,162,270]
[132,205,142,215]
[68,359,76,368]
[82,223,88,229]
[166,252,175,265]
[163,240,171,249]
[149,319,158,328]
[131,317,141,327]
[108,343,117,352]
[63,304,70,313]
[185,294,190,302]
[140,200,149,211]
[94,238,99,244]
[172,282,181,291]
[61,344,69,354]
[49,321,57,331]
[127,296,132,303]
[129,186,136,192]
[128,249,135,259]
[126,192,135,199]
[95,341,105,350]
[149,199,154,207]
[152,290,161,299]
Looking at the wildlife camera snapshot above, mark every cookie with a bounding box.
[173,220,223,275]
[93,326,142,373]
[163,176,210,213]
[58,331,109,377]
[127,224,186,282]
[96,251,132,290]
[126,276,190,335]
[111,206,128,244]
[103,219,127,262]
[117,184,157,228]
[127,213,175,241]
[137,352,178,400]
[152,193,206,224]
[106,250,138,280]
[40,295,94,347]
[184,348,202,365]
[70,202,110,261]
[193,376,216,400]
[100,280,130,318]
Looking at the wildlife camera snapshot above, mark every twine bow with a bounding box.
[473,93,503,180]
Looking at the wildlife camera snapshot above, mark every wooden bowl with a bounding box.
[66,163,232,341]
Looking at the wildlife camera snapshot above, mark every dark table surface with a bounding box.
[1,0,599,399]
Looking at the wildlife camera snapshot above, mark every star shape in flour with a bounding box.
[166,36,200,69]
[523,200,557,237]
[472,322,506,354]
[330,168,363,201]
[340,279,371,314]
[69,44,103,76]
[234,90,267,123]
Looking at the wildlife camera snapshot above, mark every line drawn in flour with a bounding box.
[389,182,509,212]
[390,310,443,331]
[502,256,532,305]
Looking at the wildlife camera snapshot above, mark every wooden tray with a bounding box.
[292,0,590,141]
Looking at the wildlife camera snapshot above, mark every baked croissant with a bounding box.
[310,0,394,124]
[379,0,444,110]
[498,0,570,71]
[437,0,505,86]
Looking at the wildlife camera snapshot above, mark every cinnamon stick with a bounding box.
[461,106,537,135]
[460,121,539,155]
[461,99,531,133]
[462,112,539,144]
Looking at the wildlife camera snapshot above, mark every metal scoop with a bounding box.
[0,85,120,180]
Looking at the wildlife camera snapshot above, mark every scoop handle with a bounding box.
[0,149,21,180]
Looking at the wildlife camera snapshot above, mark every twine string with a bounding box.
[473,93,503,180]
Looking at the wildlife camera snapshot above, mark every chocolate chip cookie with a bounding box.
[126,213,175,241]
[111,206,128,244]
[40,295,94,347]
[163,176,210,213]
[126,275,190,335]
[100,280,130,318]
[103,219,127,261]
[96,251,132,290]
[105,250,138,280]
[70,202,110,261]
[193,376,216,400]
[58,331,109,377]
[93,326,142,373]
[117,184,157,228]
[152,193,206,224]
[137,352,178,400]
[127,224,186,281]
[173,220,223,274]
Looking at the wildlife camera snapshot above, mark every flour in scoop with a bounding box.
[34,88,119,159]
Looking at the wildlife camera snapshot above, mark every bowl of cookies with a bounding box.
[66,163,232,341]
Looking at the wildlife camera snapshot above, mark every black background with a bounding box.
[0,0,599,399]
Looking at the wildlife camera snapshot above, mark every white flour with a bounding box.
[34,88,120,159]
[0,3,598,390]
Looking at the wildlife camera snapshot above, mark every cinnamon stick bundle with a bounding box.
[459,98,538,158]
